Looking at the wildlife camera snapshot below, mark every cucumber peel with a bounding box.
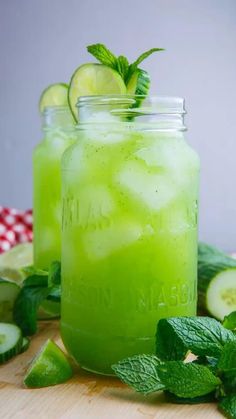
[126,69,150,96]
[0,279,20,322]
[20,337,30,354]
[0,323,22,364]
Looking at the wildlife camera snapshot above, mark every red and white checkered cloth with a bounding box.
[0,207,33,253]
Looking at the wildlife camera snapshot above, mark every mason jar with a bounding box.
[61,95,200,375]
[33,106,77,270]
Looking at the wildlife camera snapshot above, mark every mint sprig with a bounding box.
[112,354,164,394]
[218,342,236,372]
[116,55,129,81]
[156,316,235,359]
[223,311,236,331]
[157,361,221,398]
[113,315,236,418]
[219,396,236,418]
[13,261,61,336]
[87,43,164,85]
[87,43,117,69]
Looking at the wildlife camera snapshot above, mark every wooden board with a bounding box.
[0,321,223,419]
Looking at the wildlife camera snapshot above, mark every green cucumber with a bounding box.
[198,242,236,320]
[0,278,21,322]
[0,323,23,364]
[20,337,30,354]
[126,69,150,96]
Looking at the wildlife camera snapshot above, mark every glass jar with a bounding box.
[61,96,200,375]
[33,106,77,269]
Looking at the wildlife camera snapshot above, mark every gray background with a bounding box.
[0,0,236,250]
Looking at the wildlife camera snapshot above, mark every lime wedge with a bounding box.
[68,63,127,120]
[24,339,73,388]
[39,83,69,113]
[0,243,33,283]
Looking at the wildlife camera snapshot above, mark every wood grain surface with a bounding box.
[0,321,223,419]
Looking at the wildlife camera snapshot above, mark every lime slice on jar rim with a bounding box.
[39,83,69,113]
[68,63,127,120]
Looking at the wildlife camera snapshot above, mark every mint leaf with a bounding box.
[23,275,48,288]
[156,318,188,360]
[87,43,117,69]
[48,261,61,287]
[219,395,236,418]
[157,317,235,359]
[157,361,221,398]
[13,284,51,336]
[127,47,164,81]
[218,342,236,372]
[194,356,218,374]
[21,265,48,277]
[112,354,165,394]
[116,55,129,81]
[222,371,236,396]
[47,285,61,302]
[132,47,164,68]
[13,262,61,336]
[164,390,215,404]
[223,312,236,331]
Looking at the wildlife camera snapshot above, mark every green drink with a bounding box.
[61,96,200,375]
[33,107,76,269]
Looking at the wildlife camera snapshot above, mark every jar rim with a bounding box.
[42,106,71,116]
[76,95,186,115]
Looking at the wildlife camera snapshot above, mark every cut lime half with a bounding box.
[0,243,33,283]
[68,63,127,120]
[39,83,69,113]
[24,339,73,388]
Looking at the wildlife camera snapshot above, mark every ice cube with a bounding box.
[135,136,199,188]
[83,219,142,261]
[86,128,127,145]
[116,161,176,211]
[78,185,115,228]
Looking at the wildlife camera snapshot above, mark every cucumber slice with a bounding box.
[20,337,30,354]
[24,339,73,388]
[206,269,236,320]
[68,63,127,120]
[198,243,236,320]
[0,279,20,322]
[0,323,22,364]
[126,69,150,96]
[39,83,69,113]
